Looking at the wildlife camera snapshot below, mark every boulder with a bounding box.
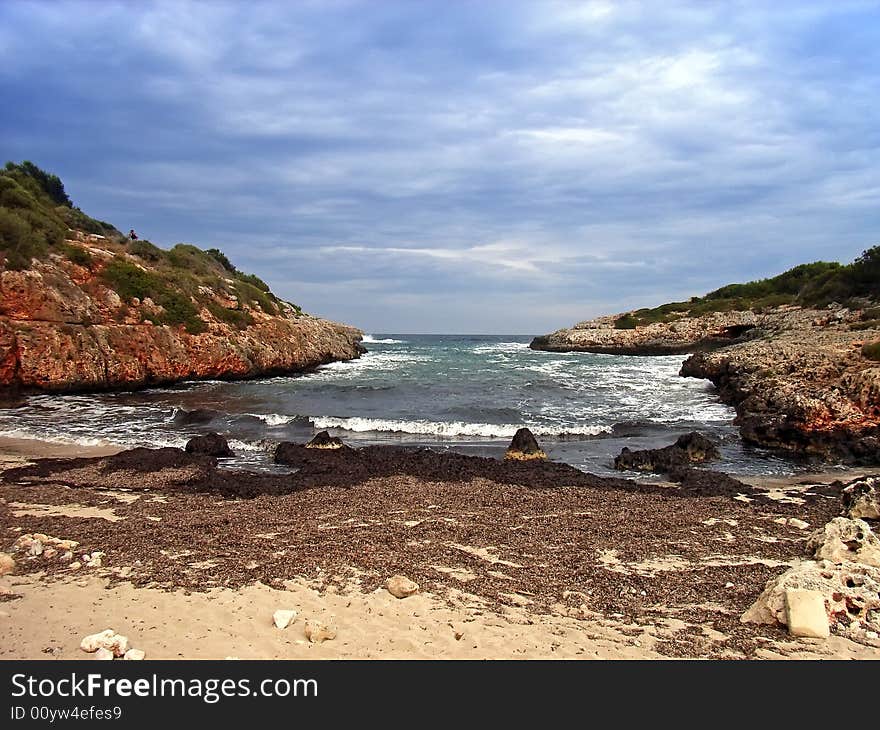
[742,560,880,642]
[124,649,145,661]
[385,575,419,599]
[185,432,233,458]
[272,609,297,630]
[306,431,345,450]
[806,517,880,567]
[94,648,115,661]
[504,428,547,461]
[0,552,14,576]
[304,620,336,643]
[614,432,719,473]
[842,476,880,520]
[784,589,829,638]
[173,408,220,426]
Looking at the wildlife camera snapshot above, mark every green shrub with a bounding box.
[101,258,161,301]
[235,281,277,314]
[167,243,220,275]
[129,240,164,262]
[206,301,254,329]
[862,341,880,361]
[4,161,71,207]
[236,271,271,292]
[206,248,235,273]
[155,290,206,334]
[60,243,92,267]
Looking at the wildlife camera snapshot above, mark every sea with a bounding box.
[0,334,818,477]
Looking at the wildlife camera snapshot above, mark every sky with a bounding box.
[2,1,880,334]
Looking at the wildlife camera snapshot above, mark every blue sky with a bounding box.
[2,1,880,333]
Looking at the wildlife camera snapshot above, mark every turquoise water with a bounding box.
[0,334,803,476]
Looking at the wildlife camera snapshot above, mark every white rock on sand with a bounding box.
[385,575,419,599]
[94,647,114,661]
[80,629,129,657]
[304,620,336,643]
[124,649,145,661]
[272,609,297,630]
[843,477,880,520]
[784,589,830,638]
[807,517,880,568]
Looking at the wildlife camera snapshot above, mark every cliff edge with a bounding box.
[0,162,363,393]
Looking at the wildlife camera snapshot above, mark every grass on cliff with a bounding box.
[0,161,303,331]
[614,253,880,328]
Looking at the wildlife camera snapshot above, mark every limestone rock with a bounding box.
[842,476,880,520]
[615,432,719,473]
[124,649,145,661]
[185,432,233,458]
[306,431,345,450]
[504,428,547,461]
[784,589,829,638]
[94,647,114,660]
[304,620,336,643]
[742,559,880,643]
[0,552,14,576]
[273,609,297,630]
[386,575,419,599]
[807,517,880,567]
[80,629,129,657]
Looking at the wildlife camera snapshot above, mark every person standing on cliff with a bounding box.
[129,229,138,241]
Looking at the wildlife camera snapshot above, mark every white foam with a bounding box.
[362,335,406,344]
[248,413,295,426]
[310,416,610,439]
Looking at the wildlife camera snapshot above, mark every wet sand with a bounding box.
[1,437,878,660]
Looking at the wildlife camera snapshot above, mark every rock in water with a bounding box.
[173,408,220,426]
[614,432,719,473]
[784,589,830,638]
[185,433,233,458]
[273,609,297,629]
[806,517,880,567]
[386,575,419,599]
[504,428,547,461]
[0,552,14,576]
[306,431,346,450]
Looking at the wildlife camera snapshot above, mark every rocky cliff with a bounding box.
[0,162,363,393]
[0,232,363,393]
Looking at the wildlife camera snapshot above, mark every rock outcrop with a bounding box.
[531,310,759,355]
[614,432,719,473]
[0,237,363,393]
[504,427,547,461]
[185,433,234,458]
[680,307,880,461]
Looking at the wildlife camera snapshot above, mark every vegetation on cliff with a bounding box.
[0,161,302,332]
[615,250,880,329]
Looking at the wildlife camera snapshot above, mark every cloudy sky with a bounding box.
[2,1,879,333]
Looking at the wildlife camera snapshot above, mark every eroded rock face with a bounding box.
[806,517,880,568]
[742,560,880,645]
[842,476,880,520]
[0,254,363,393]
[614,432,719,473]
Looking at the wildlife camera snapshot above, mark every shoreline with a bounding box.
[1,438,878,659]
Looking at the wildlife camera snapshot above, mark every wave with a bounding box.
[309,416,611,439]
[362,334,406,344]
[244,413,296,427]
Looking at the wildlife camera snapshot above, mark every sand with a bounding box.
[1,436,878,661]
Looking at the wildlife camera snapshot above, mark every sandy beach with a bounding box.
[1,435,878,661]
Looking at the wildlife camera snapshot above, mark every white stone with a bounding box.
[273,609,297,630]
[80,629,129,657]
[94,647,114,660]
[69,562,82,570]
[304,620,336,643]
[789,519,810,530]
[385,575,419,599]
[124,649,145,661]
[785,589,829,638]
